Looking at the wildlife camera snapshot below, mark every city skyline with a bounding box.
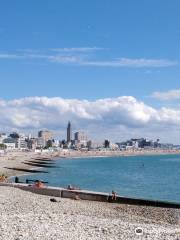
[1,95,180,144]
[0,125,172,151]
[0,1,180,143]
[0,117,176,146]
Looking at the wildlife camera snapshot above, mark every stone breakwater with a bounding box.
[0,187,179,240]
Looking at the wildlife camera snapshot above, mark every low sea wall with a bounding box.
[1,183,180,209]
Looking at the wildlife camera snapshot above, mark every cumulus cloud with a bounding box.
[151,89,180,101]
[1,96,180,142]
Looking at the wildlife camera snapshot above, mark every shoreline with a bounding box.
[1,149,180,178]
[1,149,180,239]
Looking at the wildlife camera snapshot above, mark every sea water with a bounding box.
[19,154,180,203]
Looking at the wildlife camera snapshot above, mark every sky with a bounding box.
[0,0,180,143]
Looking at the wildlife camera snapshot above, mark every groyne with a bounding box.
[1,183,180,209]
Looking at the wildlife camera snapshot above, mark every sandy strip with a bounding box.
[0,186,179,240]
[0,151,55,177]
[1,149,180,178]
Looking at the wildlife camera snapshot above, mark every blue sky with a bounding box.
[0,0,179,100]
[0,1,180,142]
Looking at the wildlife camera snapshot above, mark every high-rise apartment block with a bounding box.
[38,130,53,142]
[74,131,88,146]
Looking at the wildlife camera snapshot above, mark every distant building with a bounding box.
[116,138,161,150]
[87,140,92,150]
[110,143,119,150]
[52,140,60,148]
[0,133,7,144]
[90,141,103,149]
[3,138,16,150]
[27,138,37,150]
[67,121,72,143]
[37,137,46,148]
[104,140,110,148]
[9,132,20,139]
[16,137,27,149]
[38,130,53,141]
[74,131,87,144]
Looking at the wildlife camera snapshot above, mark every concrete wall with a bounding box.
[0,183,180,209]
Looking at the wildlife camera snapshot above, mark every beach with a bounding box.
[0,151,54,177]
[0,186,179,240]
[0,151,180,239]
[1,149,180,178]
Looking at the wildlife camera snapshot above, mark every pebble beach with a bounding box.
[0,186,179,240]
[0,151,180,239]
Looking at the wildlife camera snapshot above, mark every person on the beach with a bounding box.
[111,190,117,200]
[0,174,7,182]
[34,180,45,188]
[67,184,74,190]
[74,194,80,200]
[15,176,19,183]
[67,184,80,190]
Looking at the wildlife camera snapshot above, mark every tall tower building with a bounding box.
[67,121,72,142]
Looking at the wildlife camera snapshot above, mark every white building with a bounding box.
[37,137,46,148]
[0,133,7,144]
[16,137,28,150]
[52,140,60,148]
[38,130,53,142]
[3,138,16,150]
[74,132,88,147]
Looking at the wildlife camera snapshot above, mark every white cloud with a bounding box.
[82,58,178,67]
[151,89,180,101]
[48,55,84,64]
[1,96,180,143]
[50,47,103,52]
[0,49,178,68]
[0,54,23,59]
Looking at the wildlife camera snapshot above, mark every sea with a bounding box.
[18,154,180,203]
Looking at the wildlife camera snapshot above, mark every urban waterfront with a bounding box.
[20,154,180,203]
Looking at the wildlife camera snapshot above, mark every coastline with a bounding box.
[1,150,180,239]
[1,149,180,178]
